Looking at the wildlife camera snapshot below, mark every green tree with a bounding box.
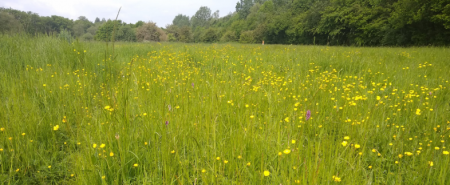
[172,14,190,27]
[191,6,212,29]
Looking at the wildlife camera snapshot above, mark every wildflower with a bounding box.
[332,175,341,182]
[398,154,403,158]
[341,141,348,147]
[100,144,105,148]
[264,170,270,177]
[102,176,105,179]
[443,151,449,155]
[110,152,114,157]
[416,109,421,115]
[202,169,206,173]
[344,136,350,140]
[104,106,110,110]
[171,150,175,154]
[305,110,311,121]
[247,162,251,166]
[372,149,377,153]
[53,125,59,131]
[22,133,26,136]
[283,149,291,154]
[292,140,296,144]
[16,169,19,172]
[284,117,290,122]
[435,147,440,150]
[404,152,413,156]
[48,166,51,169]
[354,144,360,149]
[0,128,4,131]
[250,115,255,119]
[238,155,242,159]
[428,161,434,167]
[115,133,120,140]
[216,157,220,160]
[165,121,169,126]
[224,160,228,164]
[93,144,97,148]
[368,166,372,169]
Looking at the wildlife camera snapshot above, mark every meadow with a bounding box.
[0,34,449,184]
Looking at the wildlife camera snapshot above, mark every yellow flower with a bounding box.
[263,170,270,177]
[48,166,51,169]
[104,106,111,110]
[100,144,105,148]
[376,96,380,100]
[224,160,228,164]
[93,144,97,148]
[344,136,350,140]
[404,152,413,156]
[332,175,341,182]
[354,144,360,149]
[283,149,291,154]
[341,141,348,147]
[16,169,19,172]
[238,155,242,159]
[398,154,403,158]
[102,176,105,179]
[110,152,114,157]
[53,125,59,131]
[428,161,434,167]
[22,133,26,136]
[133,163,138,167]
[284,117,290,122]
[292,140,296,144]
[443,151,449,155]
[0,128,4,131]
[201,169,206,173]
[416,109,421,115]
[216,157,220,160]
[43,84,47,87]
[278,152,282,156]
[372,149,377,153]
[435,147,440,150]
[247,162,251,166]
[368,166,372,169]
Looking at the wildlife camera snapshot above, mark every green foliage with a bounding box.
[220,31,237,42]
[58,29,72,43]
[239,30,255,43]
[95,20,120,42]
[201,28,219,42]
[0,11,21,33]
[191,6,212,29]
[172,14,190,27]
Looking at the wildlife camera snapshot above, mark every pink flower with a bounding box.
[306,110,311,121]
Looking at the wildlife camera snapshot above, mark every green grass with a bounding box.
[0,34,449,184]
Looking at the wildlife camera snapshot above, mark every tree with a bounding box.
[172,14,190,27]
[95,17,100,23]
[191,6,212,29]
[95,20,120,41]
[0,11,22,33]
[135,22,167,42]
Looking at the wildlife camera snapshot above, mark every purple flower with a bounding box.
[305,110,311,121]
[191,83,195,88]
[165,120,169,126]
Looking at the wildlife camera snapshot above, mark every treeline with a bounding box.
[2,0,450,46]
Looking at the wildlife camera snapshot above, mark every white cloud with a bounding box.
[0,0,236,27]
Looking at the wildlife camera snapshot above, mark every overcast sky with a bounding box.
[0,0,237,27]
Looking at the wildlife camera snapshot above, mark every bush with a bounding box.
[239,30,255,44]
[220,31,237,42]
[80,33,94,41]
[135,22,167,42]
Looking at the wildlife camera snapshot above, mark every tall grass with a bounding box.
[0,34,449,184]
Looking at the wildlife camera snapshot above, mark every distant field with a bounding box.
[0,34,449,184]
